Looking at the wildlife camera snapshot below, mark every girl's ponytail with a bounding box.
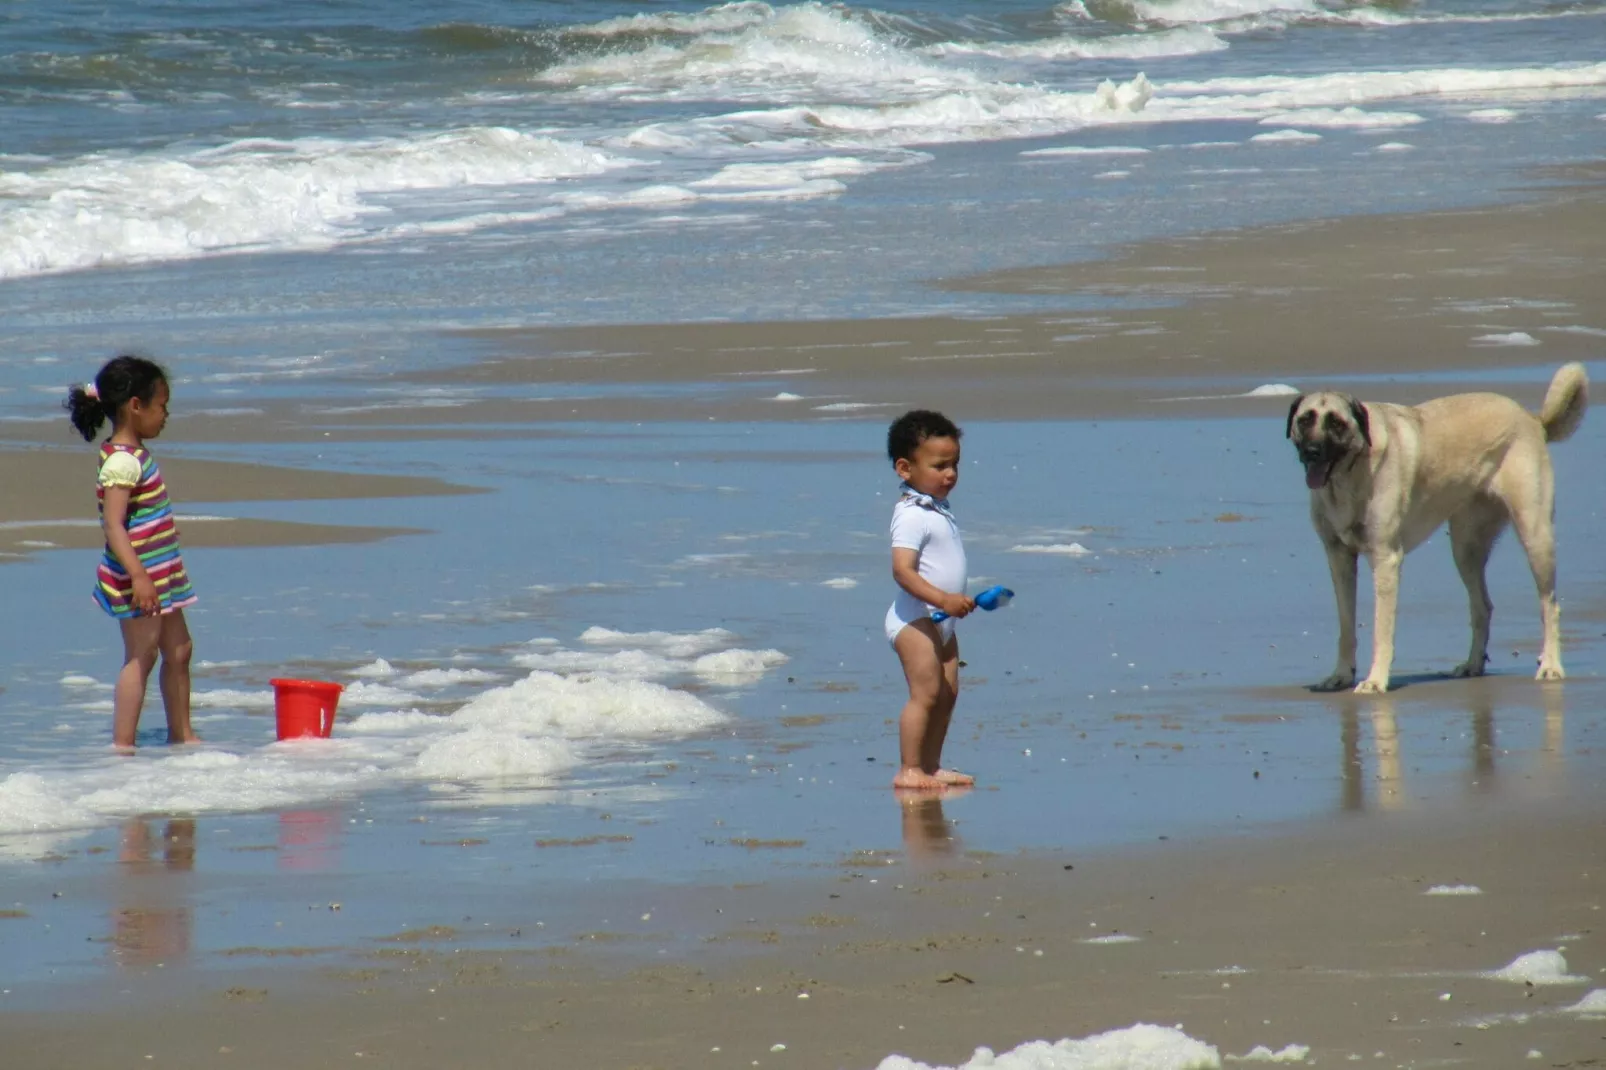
[64,355,168,443]
[65,382,107,442]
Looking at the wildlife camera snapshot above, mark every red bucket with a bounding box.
[269,678,344,740]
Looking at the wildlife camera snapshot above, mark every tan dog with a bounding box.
[1287,363,1588,693]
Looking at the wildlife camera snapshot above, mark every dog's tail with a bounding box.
[1539,362,1588,443]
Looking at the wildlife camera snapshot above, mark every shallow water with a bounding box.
[3,413,1602,988]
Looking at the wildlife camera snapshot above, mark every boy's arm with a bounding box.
[101,487,160,616]
[892,547,974,618]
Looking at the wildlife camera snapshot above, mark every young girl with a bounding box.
[64,356,198,748]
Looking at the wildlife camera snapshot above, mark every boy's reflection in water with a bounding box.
[896,786,968,861]
[111,817,195,969]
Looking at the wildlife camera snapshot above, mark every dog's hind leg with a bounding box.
[1356,546,1402,694]
[1314,541,1359,691]
[1448,499,1507,677]
[1508,480,1564,680]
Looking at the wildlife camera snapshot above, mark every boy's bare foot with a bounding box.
[892,767,947,789]
[168,732,202,745]
[934,768,975,786]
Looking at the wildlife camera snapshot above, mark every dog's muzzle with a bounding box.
[1297,440,1344,490]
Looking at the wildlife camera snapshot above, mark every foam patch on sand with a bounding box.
[875,1023,1221,1069]
[1155,384,1299,401]
[1483,950,1587,985]
[400,668,501,688]
[1260,107,1421,128]
[1020,145,1152,157]
[1471,332,1540,346]
[1226,1046,1309,1064]
[516,627,787,686]
[1249,129,1321,144]
[1562,990,1606,1018]
[1082,933,1142,945]
[1010,543,1093,556]
[1425,884,1482,896]
[580,626,737,657]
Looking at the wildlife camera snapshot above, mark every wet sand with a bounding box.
[411,181,1606,424]
[6,785,1603,1069]
[0,449,483,559]
[2,183,1599,443]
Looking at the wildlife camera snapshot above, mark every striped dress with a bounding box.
[94,443,197,618]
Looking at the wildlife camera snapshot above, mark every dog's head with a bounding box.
[1286,392,1371,490]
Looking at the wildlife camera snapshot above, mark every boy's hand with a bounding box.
[937,593,975,619]
[131,575,160,616]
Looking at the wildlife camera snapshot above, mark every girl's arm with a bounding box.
[100,486,159,616]
[892,547,973,618]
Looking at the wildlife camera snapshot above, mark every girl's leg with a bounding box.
[924,636,972,785]
[157,610,198,744]
[113,617,163,748]
[892,621,948,789]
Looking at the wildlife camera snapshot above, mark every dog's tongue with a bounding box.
[1304,462,1329,490]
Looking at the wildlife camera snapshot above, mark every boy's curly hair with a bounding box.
[887,409,962,464]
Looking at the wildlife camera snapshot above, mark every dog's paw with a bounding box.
[1535,662,1565,682]
[1353,678,1389,695]
[1449,660,1486,678]
[1312,672,1355,692]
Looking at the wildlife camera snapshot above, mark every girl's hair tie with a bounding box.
[84,381,99,400]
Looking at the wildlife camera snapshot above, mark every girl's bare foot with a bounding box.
[933,768,974,786]
[168,732,201,745]
[892,766,947,789]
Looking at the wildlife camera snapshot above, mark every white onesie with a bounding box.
[884,489,968,646]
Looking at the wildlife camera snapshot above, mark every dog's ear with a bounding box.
[1285,395,1306,439]
[1347,396,1371,447]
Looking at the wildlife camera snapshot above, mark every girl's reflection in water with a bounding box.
[111,817,196,969]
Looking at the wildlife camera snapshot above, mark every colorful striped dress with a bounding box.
[94,443,197,618]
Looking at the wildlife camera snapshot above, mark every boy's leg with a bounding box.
[113,616,163,748]
[892,620,948,789]
[157,610,198,744]
[924,636,972,785]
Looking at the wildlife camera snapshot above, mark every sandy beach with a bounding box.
[3,178,1604,1069]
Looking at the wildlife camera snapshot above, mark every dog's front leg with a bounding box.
[1314,543,1358,691]
[1356,546,1403,694]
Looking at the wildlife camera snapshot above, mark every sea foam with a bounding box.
[0,628,757,846]
[876,1022,1221,1069]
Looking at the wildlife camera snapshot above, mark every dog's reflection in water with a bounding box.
[1339,684,1567,813]
[895,786,968,861]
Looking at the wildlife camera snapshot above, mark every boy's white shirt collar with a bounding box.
[899,482,954,517]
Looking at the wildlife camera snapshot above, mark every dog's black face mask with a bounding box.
[1286,393,1371,490]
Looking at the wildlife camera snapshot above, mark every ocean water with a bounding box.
[3,0,1606,403]
[2,0,1605,997]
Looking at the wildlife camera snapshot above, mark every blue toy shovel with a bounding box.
[931,584,1015,623]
